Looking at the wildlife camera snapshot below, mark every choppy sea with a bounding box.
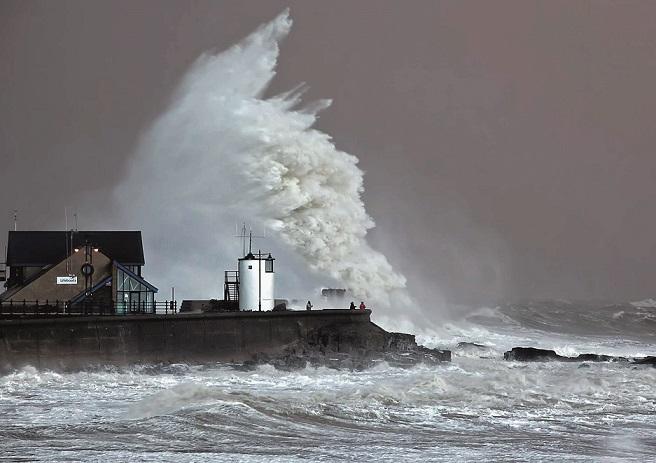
[1,300,655,462]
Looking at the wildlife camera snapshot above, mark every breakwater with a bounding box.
[0,309,449,372]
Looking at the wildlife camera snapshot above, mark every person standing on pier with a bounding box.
[349,301,356,310]
[359,301,366,311]
[306,300,313,311]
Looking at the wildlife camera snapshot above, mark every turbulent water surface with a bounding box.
[1,301,655,462]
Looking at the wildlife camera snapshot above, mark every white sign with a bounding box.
[56,276,78,285]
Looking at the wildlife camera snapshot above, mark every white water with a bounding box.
[114,10,417,320]
[1,301,656,461]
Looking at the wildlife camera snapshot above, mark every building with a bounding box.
[220,241,276,312]
[0,231,158,314]
[237,251,275,311]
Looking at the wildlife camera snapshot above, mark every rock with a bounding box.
[504,347,562,361]
[633,356,656,366]
[575,353,615,362]
[505,347,633,363]
[237,323,451,371]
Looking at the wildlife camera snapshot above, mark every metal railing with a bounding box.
[224,270,239,301]
[0,300,178,318]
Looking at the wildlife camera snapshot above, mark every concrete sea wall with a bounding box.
[0,309,389,371]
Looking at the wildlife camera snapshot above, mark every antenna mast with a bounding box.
[235,223,248,257]
[235,223,264,256]
[12,210,18,231]
[65,208,69,273]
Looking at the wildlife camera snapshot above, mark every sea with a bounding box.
[1,300,655,462]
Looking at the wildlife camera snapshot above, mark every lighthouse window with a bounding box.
[265,259,273,273]
[248,265,252,269]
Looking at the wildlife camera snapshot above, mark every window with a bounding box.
[126,265,141,276]
[265,259,273,273]
[115,268,155,314]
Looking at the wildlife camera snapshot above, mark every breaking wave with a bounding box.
[114,10,415,317]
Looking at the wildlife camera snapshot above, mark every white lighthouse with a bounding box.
[238,251,275,311]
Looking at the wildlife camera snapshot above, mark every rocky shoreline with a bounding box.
[240,322,451,371]
[504,346,656,365]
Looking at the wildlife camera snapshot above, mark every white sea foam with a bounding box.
[113,10,419,320]
[3,359,656,461]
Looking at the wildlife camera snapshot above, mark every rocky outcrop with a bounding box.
[504,347,562,361]
[633,356,656,366]
[240,322,450,370]
[503,347,649,364]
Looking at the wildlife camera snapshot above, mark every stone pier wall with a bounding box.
[0,309,381,371]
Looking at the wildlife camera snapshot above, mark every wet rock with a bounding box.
[633,356,656,366]
[504,347,562,361]
[271,354,307,371]
[505,347,633,363]
[575,353,615,362]
[237,323,451,371]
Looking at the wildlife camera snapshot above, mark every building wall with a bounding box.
[7,250,112,302]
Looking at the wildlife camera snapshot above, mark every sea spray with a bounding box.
[115,10,422,322]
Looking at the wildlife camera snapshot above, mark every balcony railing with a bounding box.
[0,300,178,318]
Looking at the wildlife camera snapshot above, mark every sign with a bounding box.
[56,276,78,285]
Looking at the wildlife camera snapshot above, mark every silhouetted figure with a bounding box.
[349,301,356,310]
[359,301,366,311]
[306,300,313,311]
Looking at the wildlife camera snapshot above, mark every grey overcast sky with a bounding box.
[2,1,656,304]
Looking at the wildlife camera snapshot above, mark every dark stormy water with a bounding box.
[1,300,655,462]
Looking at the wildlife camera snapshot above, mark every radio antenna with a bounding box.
[65,208,69,273]
[235,222,265,256]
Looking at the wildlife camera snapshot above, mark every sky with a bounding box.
[1,1,656,305]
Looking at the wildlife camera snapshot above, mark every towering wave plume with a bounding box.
[116,10,417,318]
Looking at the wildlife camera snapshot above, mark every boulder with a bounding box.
[505,347,632,363]
[633,356,656,366]
[504,347,562,361]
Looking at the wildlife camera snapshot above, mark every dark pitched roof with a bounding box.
[6,231,145,266]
